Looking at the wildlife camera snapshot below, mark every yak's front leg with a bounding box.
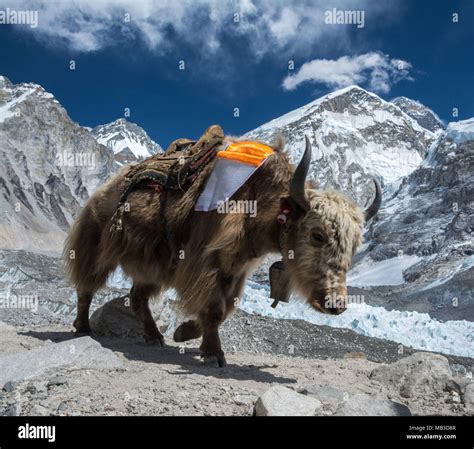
[197,272,246,367]
[198,296,226,367]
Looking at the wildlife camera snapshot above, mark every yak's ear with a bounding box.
[279,196,307,221]
[289,135,312,212]
[270,134,285,153]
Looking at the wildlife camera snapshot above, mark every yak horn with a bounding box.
[290,135,312,211]
[365,178,382,222]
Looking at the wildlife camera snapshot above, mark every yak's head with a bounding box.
[282,136,381,315]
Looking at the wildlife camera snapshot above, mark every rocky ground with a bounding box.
[1,248,473,416]
[1,302,473,417]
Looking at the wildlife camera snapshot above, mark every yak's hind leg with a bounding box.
[73,290,94,336]
[130,283,164,346]
[73,270,113,336]
[71,262,117,336]
[73,271,113,336]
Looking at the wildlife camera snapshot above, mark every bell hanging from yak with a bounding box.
[269,261,291,308]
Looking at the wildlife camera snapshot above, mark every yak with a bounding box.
[64,131,381,367]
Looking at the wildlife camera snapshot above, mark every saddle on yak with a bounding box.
[109,125,226,234]
[109,125,275,233]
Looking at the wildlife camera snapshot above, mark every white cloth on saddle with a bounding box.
[195,158,258,211]
[194,140,274,212]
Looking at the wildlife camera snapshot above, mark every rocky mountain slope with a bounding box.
[245,85,436,207]
[391,96,445,133]
[92,118,162,165]
[0,76,116,253]
[0,77,164,253]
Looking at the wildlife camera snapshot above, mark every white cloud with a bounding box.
[268,7,300,44]
[282,52,412,93]
[1,0,401,58]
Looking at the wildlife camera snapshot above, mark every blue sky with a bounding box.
[0,0,473,147]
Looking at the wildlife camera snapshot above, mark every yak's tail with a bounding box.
[63,204,106,294]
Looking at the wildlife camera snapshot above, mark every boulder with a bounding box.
[298,385,347,415]
[335,393,411,416]
[370,352,452,398]
[90,297,177,338]
[299,385,347,400]
[446,376,472,395]
[90,296,141,338]
[254,386,322,416]
[299,385,411,416]
[0,336,123,388]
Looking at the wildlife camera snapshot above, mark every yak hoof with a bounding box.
[74,330,92,337]
[201,352,227,368]
[145,334,165,347]
[173,321,202,342]
[73,322,92,337]
[73,317,92,337]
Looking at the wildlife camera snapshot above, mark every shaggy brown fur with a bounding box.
[64,134,367,367]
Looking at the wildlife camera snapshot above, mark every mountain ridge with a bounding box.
[391,96,445,133]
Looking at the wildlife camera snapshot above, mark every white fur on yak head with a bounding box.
[283,136,382,315]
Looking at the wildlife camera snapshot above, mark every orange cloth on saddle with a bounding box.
[217,141,274,166]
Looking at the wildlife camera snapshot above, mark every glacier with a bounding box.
[445,117,474,144]
[240,281,474,359]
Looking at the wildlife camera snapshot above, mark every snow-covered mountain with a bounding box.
[391,96,445,133]
[349,118,474,320]
[0,76,116,253]
[245,85,473,321]
[362,117,473,266]
[92,118,162,165]
[245,85,436,207]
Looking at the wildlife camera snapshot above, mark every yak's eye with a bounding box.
[310,231,325,246]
